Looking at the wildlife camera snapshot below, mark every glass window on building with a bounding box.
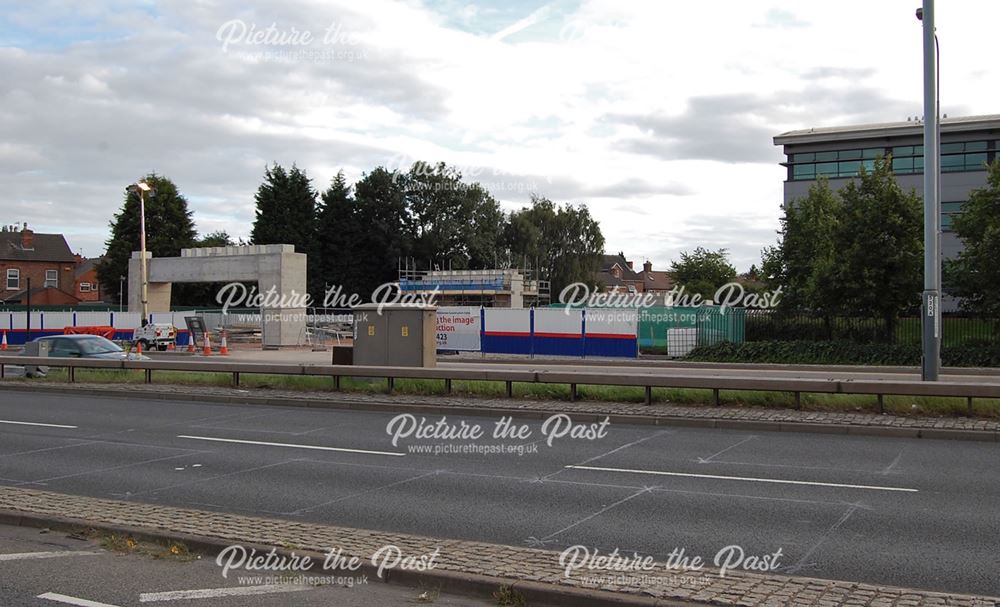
[816,162,838,176]
[965,152,988,170]
[838,160,861,176]
[6,269,18,290]
[892,157,914,174]
[941,201,965,233]
[793,164,816,179]
[44,269,58,288]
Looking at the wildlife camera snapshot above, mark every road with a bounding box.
[0,389,997,597]
[0,523,491,606]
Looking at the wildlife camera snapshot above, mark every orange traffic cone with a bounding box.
[1,331,7,351]
[203,332,212,356]
[167,340,175,351]
[219,331,229,356]
[186,334,196,352]
[135,341,143,356]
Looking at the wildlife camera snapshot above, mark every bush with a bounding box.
[685,340,1000,367]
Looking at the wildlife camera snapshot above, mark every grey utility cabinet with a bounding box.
[352,304,437,367]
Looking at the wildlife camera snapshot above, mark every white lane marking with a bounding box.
[139,584,312,602]
[177,435,404,457]
[697,435,757,463]
[37,593,122,607]
[565,465,919,492]
[0,550,102,562]
[0,419,77,429]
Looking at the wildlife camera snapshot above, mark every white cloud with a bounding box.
[2,0,998,270]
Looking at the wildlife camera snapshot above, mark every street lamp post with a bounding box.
[917,1,941,381]
[128,181,153,326]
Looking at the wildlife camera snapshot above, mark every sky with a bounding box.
[1,0,997,272]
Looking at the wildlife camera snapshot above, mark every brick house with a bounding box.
[0,224,80,305]
[74,256,104,302]
[596,253,674,294]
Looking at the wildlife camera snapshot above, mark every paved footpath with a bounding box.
[4,381,998,439]
[0,486,996,607]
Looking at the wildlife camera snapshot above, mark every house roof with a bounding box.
[0,231,76,263]
[75,257,102,278]
[643,270,674,292]
[599,253,642,281]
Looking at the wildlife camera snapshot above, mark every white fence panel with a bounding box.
[483,308,530,334]
[533,308,583,336]
[585,308,639,337]
[76,311,115,326]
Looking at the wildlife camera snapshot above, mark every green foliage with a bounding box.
[502,195,605,296]
[832,158,923,333]
[351,167,412,298]
[946,159,1000,316]
[669,247,737,299]
[406,162,505,270]
[764,178,839,311]
[315,171,360,302]
[687,339,1000,367]
[96,174,197,304]
[250,163,318,292]
[197,230,235,247]
[761,159,922,341]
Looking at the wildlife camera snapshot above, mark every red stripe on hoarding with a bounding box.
[585,332,636,339]
[482,331,531,337]
[533,332,582,339]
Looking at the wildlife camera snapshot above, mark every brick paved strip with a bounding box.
[2,381,998,441]
[0,487,995,607]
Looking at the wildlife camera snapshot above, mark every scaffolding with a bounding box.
[398,259,549,308]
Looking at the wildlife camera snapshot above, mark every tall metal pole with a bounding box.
[920,0,941,381]
[139,189,149,325]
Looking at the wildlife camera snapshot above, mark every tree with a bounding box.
[250,163,318,292]
[174,231,240,307]
[946,159,1000,316]
[762,178,840,313]
[352,167,412,299]
[503,196,605,296]
[669,247,737,300]
[97,173,197,305]
[314,170,362,301]
[832,157,923,340]
[405,162,504,270]
[196,230,235,248]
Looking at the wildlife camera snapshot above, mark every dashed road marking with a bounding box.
[139,584,313,602]
[0,550,102,561]
[565,465,919,492]
[37,593,122,607]
[177,435,404,457]
[0,419,78,429]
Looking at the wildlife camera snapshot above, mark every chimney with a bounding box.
[20,223,34,250]
[643,260,652,273]
[626,260,633,269]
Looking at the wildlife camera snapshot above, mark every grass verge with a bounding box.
[5,367,999,419]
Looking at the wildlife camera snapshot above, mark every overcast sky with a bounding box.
[2,0,997,271]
